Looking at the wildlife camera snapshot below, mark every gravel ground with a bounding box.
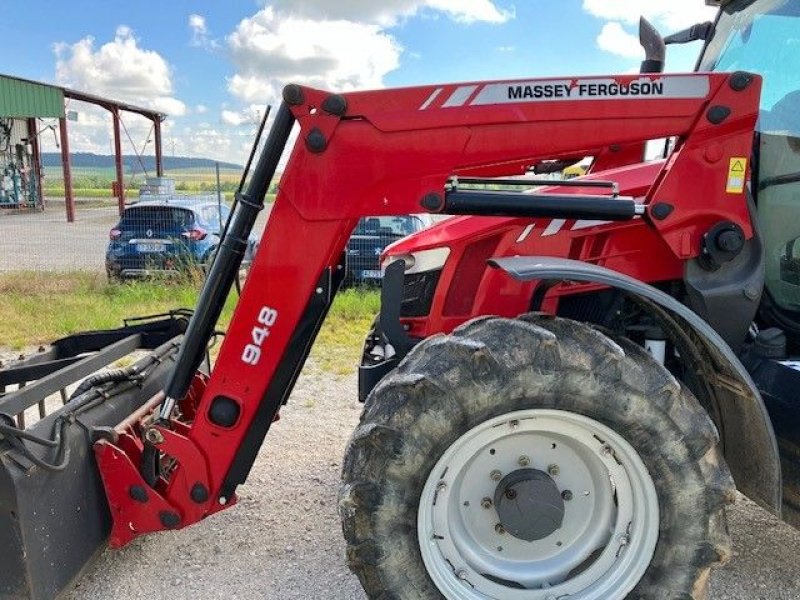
[1,348,799,599]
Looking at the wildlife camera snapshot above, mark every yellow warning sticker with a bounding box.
[726,157,747,194]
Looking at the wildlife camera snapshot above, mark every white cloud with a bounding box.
[583,0,718,60]
[596,22,642,59]
[189,14,207,38]
[226,6,402,104]
[269,0,511,27]
[195,104,208,114]
[582,0,717,31]
[225,1,511,106]
[188,13,219,49]
[221,105,267,127]
[54,26,187,117]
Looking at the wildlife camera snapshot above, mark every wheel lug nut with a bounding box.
[481,497,493,509]
[490,469,502,482]
[561,489,573,501]
[509,419,519,429]
[495,523,506,535]
[602,445,613,456]
[548,464,560,477]
[517,455,530,467]
[619,534,629,546]
[456,569,468,580]
[436,481,447,492]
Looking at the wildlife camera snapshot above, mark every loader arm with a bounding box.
[95,71,761,545]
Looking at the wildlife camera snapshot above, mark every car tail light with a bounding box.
[182,228,207,241]
[109,228,122,240]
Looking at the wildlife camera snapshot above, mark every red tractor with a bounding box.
[2,0,799,598]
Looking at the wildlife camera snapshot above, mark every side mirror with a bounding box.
[639,17,666,73]
[664,22,714,45]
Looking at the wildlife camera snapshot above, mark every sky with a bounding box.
[6,0,719,164]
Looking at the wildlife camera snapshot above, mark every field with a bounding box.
[0,272,379,374]
[41,165,279,201]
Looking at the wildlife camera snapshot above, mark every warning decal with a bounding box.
[726,157,747,194]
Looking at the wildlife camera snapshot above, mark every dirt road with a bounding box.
[56,364,800,600]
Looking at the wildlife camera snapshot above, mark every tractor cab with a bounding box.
[697,0,800,329]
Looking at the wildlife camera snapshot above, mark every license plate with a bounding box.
[361,269,382,279]
[135,242,166,253]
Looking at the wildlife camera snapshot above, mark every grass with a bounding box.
[0,273,379,375]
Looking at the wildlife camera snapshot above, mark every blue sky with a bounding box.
[5,0,718,163]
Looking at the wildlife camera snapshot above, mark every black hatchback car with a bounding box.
[105,199,257,279]
[344,215,432,286]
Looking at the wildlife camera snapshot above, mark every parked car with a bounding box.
[105,199,258,279]
[344,214,433,286]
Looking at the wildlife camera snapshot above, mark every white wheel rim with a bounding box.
[418,409,659,599]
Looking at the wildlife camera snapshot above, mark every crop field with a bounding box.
[41,165,251,200]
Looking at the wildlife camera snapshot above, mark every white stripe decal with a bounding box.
[470,75,711,106]
[516,223,535,243]
[442,85,479,108]
[419,88,443,110]
[542,219,566,237]
[571,219,612,231]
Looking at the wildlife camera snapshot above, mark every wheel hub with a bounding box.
[418,409,660,599]
[494,468,565,542]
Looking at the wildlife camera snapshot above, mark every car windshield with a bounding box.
[120,207,194,230]
[699,0,800,121]
[354,216,423,237]
[199,205,230,231]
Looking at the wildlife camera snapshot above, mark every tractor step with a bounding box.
[0,314,187,600]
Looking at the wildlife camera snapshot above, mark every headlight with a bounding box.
[382,247,450,274]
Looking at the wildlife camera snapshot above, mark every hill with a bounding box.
[41,152,241,171]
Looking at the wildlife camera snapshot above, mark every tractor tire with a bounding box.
[339,314,734,600]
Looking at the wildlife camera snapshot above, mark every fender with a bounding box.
[490,255,781,516]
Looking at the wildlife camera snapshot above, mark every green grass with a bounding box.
[0,273,378,374]
[316,287,381,374]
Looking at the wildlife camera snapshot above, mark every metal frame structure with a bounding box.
[0,74,165,222]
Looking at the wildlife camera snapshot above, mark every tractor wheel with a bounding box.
[339,315,734,600]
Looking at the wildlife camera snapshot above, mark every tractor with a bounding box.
[1,0,799,598]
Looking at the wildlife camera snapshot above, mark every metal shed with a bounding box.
[0,74,165,222]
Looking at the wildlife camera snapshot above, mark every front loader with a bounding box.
[2,0,799,598]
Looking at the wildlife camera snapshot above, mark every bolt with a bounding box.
[315,287,323,294]
[509,419,520,429]
[436,481,447,492]
[504,488,517,500]
[456,569,468,580]
[547,464,560,477]
[517,455,530,467]
[561,490,573,501]
[602,445,613,456]
[144,427,164,445]
[481,497,493,509]
[490,469,502,482]
[619,534,630,546]
[495,523,506,535]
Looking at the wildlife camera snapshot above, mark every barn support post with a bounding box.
[58,117,75,223]
[112,108,125,215]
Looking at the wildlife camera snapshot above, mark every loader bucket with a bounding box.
[0,314,187,600]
